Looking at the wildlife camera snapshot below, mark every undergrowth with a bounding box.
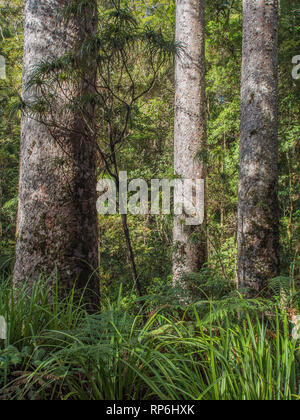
[0,278,299,400]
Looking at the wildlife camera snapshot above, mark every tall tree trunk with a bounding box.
[13,0,99,306]
[237,0,280,296]
[173,0,207,287]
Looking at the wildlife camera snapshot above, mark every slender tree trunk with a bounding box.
[14,0,99,306]
[120,213,142,296]
[237,0,280,296]
[111,151,142,296]
[173,0,207,287]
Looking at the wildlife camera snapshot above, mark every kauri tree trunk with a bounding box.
[237,0,280,295]
[14,0,99,306]
[173,0,207,287]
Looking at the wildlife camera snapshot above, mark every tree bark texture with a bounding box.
[237,0,280,295]
[14,0,99,305]
[173,0,207,287]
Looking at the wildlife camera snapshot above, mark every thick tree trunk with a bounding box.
[173,0,207,287]
[237,0,280,295]
[14,0,99,306]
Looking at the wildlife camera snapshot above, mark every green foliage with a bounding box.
[0,281,299,400]
[182,268,236,300]
[278,0,300,277]
[0,0,299,401]
[0,0,23,257]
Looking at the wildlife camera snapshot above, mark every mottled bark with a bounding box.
[14,0,99,306]
[173,0,207,287]
[237,0,280,295]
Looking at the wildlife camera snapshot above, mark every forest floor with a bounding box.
[0,279,299,400]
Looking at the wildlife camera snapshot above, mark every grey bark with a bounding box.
[237,0,280,295]
[14,0,99,306]
[173,0,207,287]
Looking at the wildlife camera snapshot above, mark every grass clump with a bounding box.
[0,279,299,400]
